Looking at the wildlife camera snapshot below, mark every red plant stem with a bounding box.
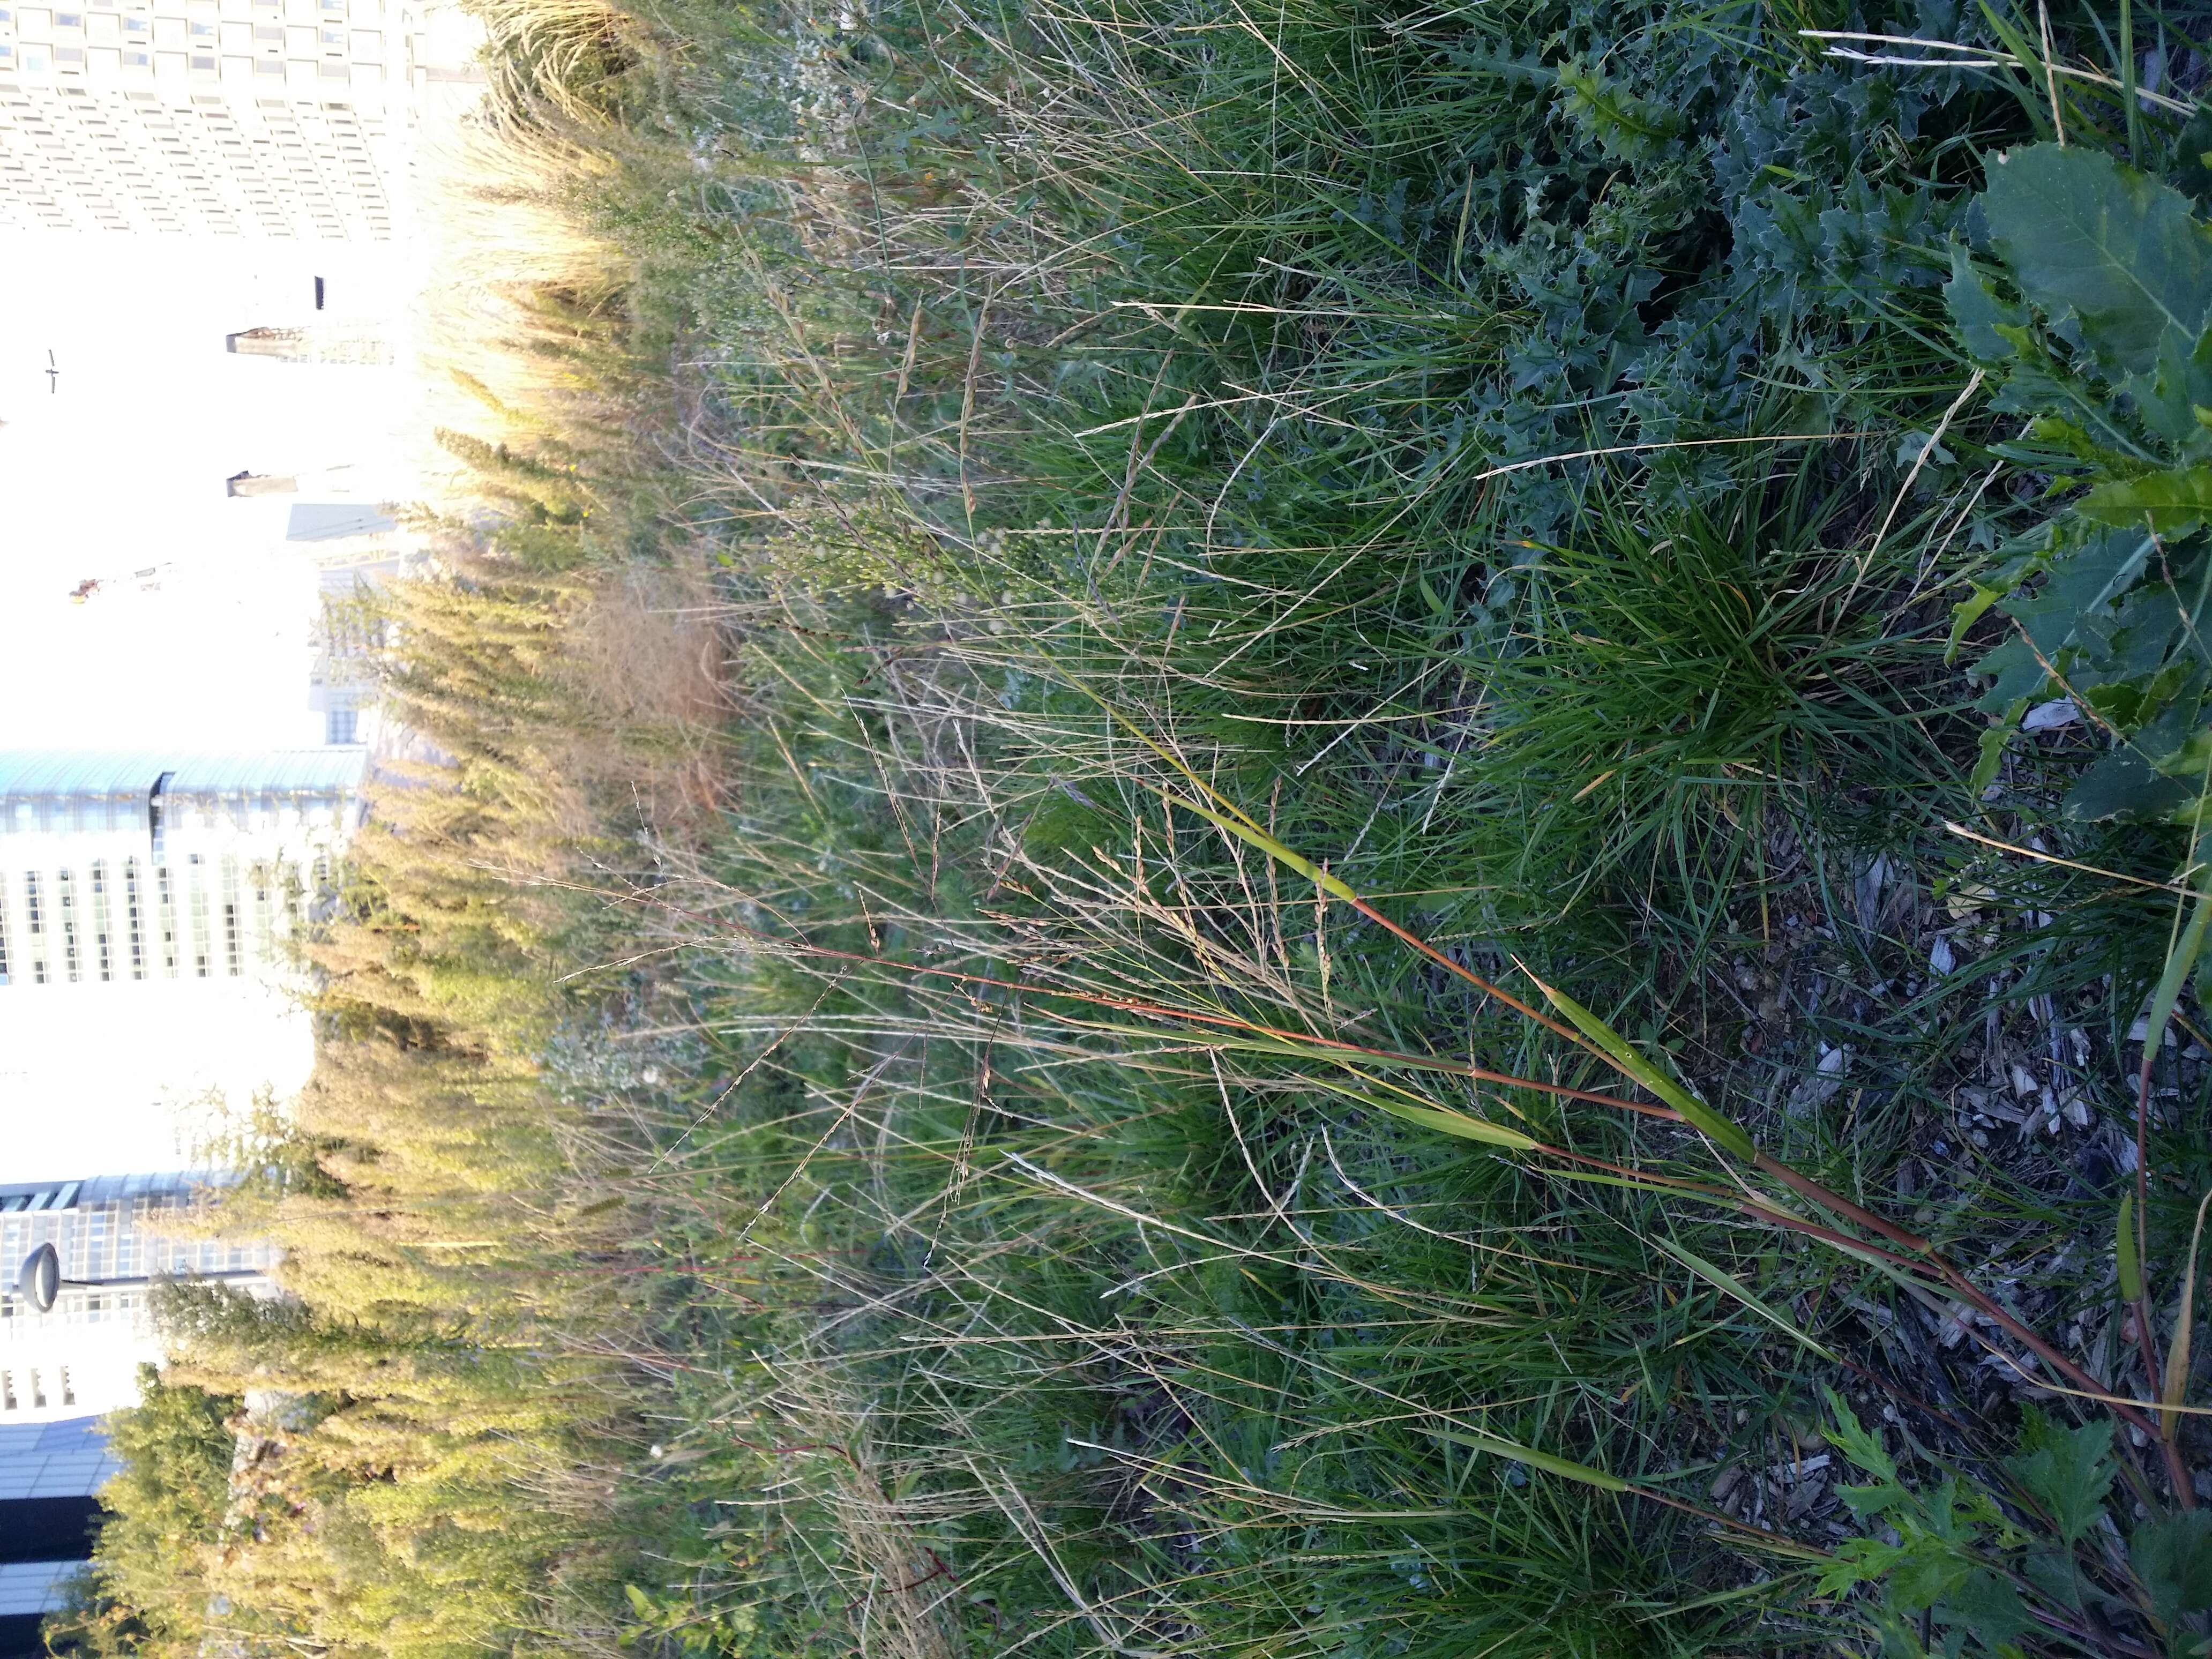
[1336,890,1588,1046]
[651,900,1686,1123]
[547,878,2183,1468]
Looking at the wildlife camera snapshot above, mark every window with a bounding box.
[90,859,111,981]
[252,861,274,955]
[0,1373,13,1411]
[221,855,242,976]
[0,873,10,987]
[188,853,210,977]
[23,870,44,984]
[156,861,178,976]
[325,707,357,745]
[28,1370,43,1409]
[55,867,77,983]
[187,13,211,30]
[124,858,145,978]
[54,9,79,24]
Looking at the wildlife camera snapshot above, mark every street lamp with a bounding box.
[12,1241,265,1314]
[16,1242,60,1313]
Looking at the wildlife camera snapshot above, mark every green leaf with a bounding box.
[2142,879,2212,1064]
[2080,466,2212,535]
[1969,700,2029,800]
[1888,1545,1974,1614]
[2001,1412,2116,1545]
[2133,1509,2212,1629]
[1937,1569,2034,1648]
[1946,243,2027,363]
[1650,1235,1840,1363]
[2121,1194,2146,1303]
[1306,1076,1541,1153]
[1817,1536,1907,1598]
[1983,145,2212,379]
[1822,1386,1900,1485]
[1519,970,1758,1159]
[1423,1422,1631,1492]
[2064,748,2199,822]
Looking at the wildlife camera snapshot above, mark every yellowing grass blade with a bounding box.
[2163,1188,2212,1438]
[1305,1076,1541,1153]
[1152,785,1360,903]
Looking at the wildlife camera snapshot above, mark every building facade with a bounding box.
[0,750,368,1180]
[0,749,363,995]
[0,0,425,240]
[0,1173,279,1642]
[0,1416,111,1651]
[0,1171,277,1425]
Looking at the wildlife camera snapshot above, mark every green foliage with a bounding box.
[80,7,2212,1659]
[53,1370,238,1659]
[1951,144,2212,828]
[1819,1388,2212,1659]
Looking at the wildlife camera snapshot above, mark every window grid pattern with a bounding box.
[156,862,177,977]
[186,853,209,977]
[220,854,241,976]
[89,858,111,981]
[21,870,43,984]
[54,867,76,983]
[123,856,144,978]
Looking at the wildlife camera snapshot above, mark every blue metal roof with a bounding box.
[0,750,367,797]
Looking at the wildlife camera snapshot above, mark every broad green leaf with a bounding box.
[1887,1545,1975,1614]
[1937,1569,2033,1648]
[1424,1422,1630,1492]
[2132,1509,2212,1628]
[2065,748,2198,822]
[2080,466,2212,535]
[1946,243,2026,363]
[2001,1412,2116,1545]
[1983,145,2212,379]
[1520,970,1757,1159]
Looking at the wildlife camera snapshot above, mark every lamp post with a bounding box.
[12,1241,264,1314]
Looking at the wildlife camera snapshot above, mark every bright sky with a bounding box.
[0,231,421,751]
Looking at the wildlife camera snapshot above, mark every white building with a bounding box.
[0,1173,279,1632]
[0,0,428,241]
[0,749,366,1180]
[0,1171,276,1424]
